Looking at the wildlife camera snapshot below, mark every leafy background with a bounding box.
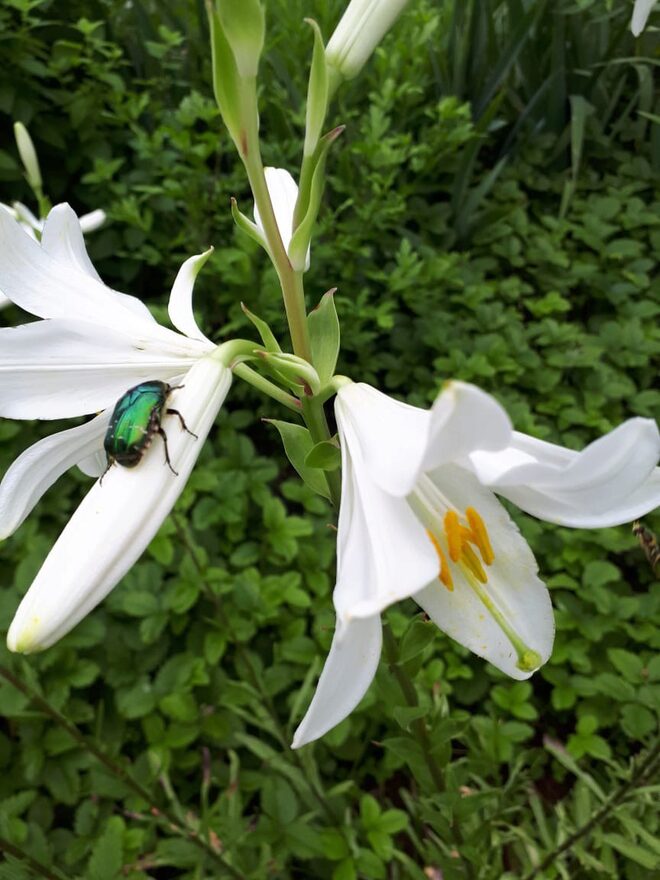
[0,0,659,877]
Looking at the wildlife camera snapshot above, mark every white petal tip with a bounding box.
[7,617,45,654]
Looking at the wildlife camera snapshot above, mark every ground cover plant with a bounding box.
[0,0,659,878]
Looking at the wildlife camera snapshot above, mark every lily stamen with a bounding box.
[443,510,463,562]
[461,544,488,584]
[426,529,453,591]
[466,506,495,565]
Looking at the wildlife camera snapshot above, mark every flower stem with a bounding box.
[381,625,476,880]
[381,625,445,791]
[238,84,311,362]
[233,363,302,412]
[0,665,244,879]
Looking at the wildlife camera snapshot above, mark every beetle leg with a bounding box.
[166,408,198,439]
[157,426,179,476]
[99,457,113,486]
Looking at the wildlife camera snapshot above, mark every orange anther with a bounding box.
[426,530,454,592]
[466,506,495,565]
[444,510,462,562]
[461,544,488,584]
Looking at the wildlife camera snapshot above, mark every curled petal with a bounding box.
[168,248,214,343]
[0,413,109,540]
[292,616,382,748]
[416,464,554,679]
[472,419,660,527]
[0,204,181,336]
[40,205,157,322]
[7,356,232,653]
[0,319,202,419]
[40,203,103,281]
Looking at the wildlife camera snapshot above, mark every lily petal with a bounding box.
[335,393,437,619]
[0,319,204,419]
[0,413,109,540]
[254,167,310,270]
[0,204,180,335]
[78,209,106,233]
[40,204,158,323]
[415,464,554,679]
[77,448,108,479]
[40,203,103,281]
[12,201,42,233]
[168,248,214,343]
[335,383,429,497]
[421,381,512,475]
[632,0,656,34]
[472,419,660,527]
[292,616,382,748]
[7,356,232,653]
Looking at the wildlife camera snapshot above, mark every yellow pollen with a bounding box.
[466,506,495,565]
[444,510,463,562]
[461,544,488,584]
[426,530,454,591]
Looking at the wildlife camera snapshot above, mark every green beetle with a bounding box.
[101,380,197,483]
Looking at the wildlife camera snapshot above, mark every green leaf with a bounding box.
[304,439,341,471]
[392,704,428,731]
[88,816,124,880]
[289,125,344,271]
[240,301,281,351]
[303,18,328,157]
[360,793,381,827]
[399,618,436,663]
[605,833,659,869]
[266,420,330,499]
[308,288,340,384]
[608,648,645,683]
[620,704,657,740]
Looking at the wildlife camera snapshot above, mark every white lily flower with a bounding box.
[0,203,233,652]
[0,201,106,309]
[325,0,412,81]
[292,381,660,747]
[631,0,656,34]
[253,167,310,271]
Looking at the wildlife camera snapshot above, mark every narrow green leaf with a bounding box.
[231,197,268,251]
[289,125,344,271]
[308,288,340,383]
[241,302,281,352]
[605,833,659,869]
[303,18,328,157]
[266,420,330,499]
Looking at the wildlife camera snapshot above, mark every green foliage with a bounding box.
[0,0,659,878]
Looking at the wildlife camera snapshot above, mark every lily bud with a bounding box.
[631,0,656,35]
[216,0,265,79]
[325,0,411,82]
[13,122,42,192]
